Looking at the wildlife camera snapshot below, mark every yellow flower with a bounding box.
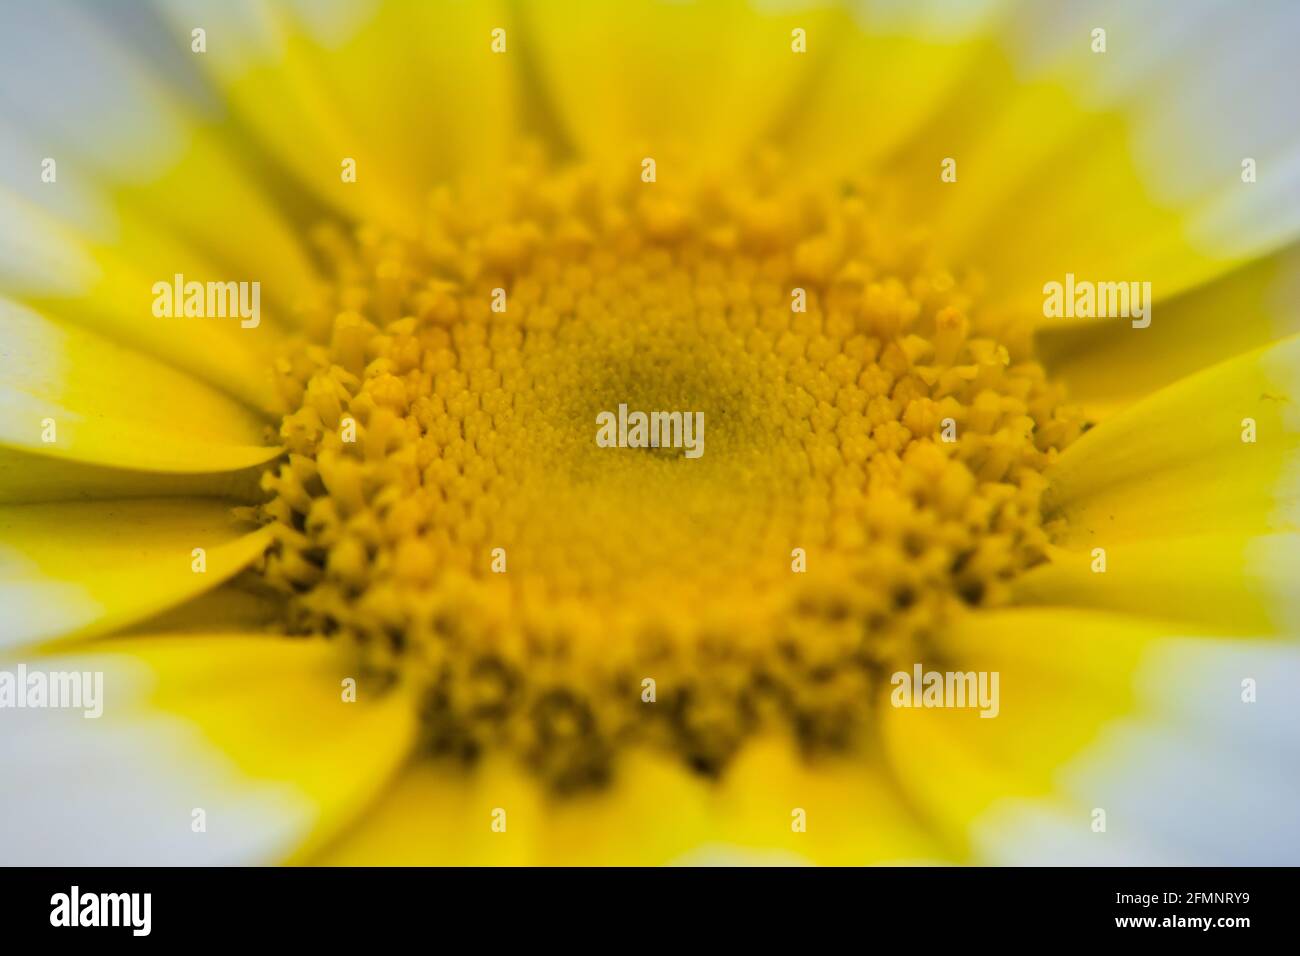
[1,0,1297,865]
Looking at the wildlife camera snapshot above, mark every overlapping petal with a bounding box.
[0,634,416,865]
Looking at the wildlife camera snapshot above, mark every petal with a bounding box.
[971,638,1300,864]
[1037,242,1300,418]
[525,0,821,168]
[785,0,1011,177]
[703,736,950,865]
[0,444,267,505]
[0,298,280,474]
[892,0,1300,317]
[891,609,1300,864]
[153,0,517,232]
[0,2,319,310]
[0,154,289,413]
[128,577,286,637]
[881,608,1154,853]
[0,634,416,864]
[313,736,946,865]
[313,750,696,866]
[1043,335,1300,544]
[0,498,271,651]
[1012,533,1300,636]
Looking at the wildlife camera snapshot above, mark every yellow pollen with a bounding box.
[256,148,1087,791]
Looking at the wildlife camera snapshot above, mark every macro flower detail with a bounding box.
[257,153,1086,789]
[1,0,1298,868]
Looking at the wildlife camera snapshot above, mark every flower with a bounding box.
[1,0,1297,865]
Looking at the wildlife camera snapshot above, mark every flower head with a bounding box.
[1,0,1298,865]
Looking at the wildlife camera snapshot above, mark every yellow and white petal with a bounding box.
[0,298,280,474]
[879,610,1153,858]
[0,115,114,242]
[1038,242,1300,418]
[313,736,946,865]
[0,498,270,651]
[0,2,319,309]
[882,607,1297,863]
[893,0,1300,316]
[973,638,1300,864]
[0,635,416,864]
[1013,533,1300,636]
[1043,335,1300,545]
[153,0,517,233]
[0,151,289,413]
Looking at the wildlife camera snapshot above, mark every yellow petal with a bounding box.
[0,298,280,473]
[155,0,517,233]
[0,498,270,650]
[0,443,266,505]
[1013,533,1300,636]
[1043,335,1300,544]
[313,748,715,866]
[313,736,945,865]
[705,736,949,865]
[525,0,821,168]
[1038,243,1300,418]
[0,634,416,864]
[785,1,1009,177]
[128,578,286,637]
[311,754,557,866]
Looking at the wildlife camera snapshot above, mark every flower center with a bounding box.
[256,149,1085,791]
